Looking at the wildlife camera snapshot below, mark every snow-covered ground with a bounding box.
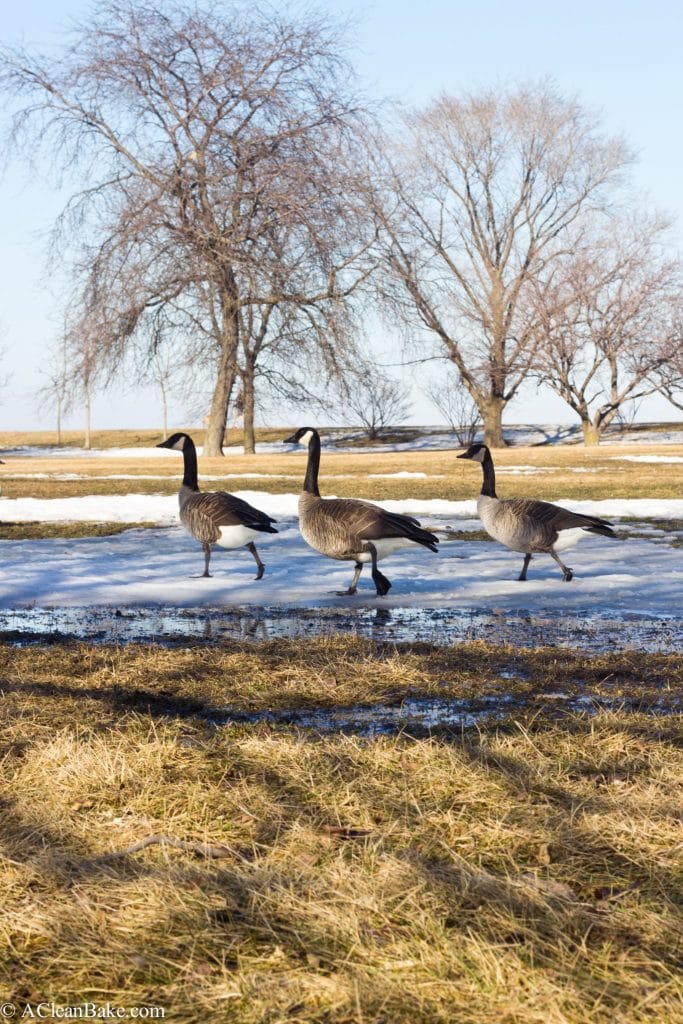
[0,494,681,636]
[3,421,683,459]
[3,492,683,525]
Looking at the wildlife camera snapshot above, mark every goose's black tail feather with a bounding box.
[585,521,618,539]
[577,512,618,539]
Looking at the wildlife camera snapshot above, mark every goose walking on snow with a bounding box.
[457,443,618,581]
[157,432,277,578]
[284,427,438,596]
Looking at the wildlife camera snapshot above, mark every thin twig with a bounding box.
[95,834,240,863]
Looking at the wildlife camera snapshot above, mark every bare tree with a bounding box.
[149,348,176,441]
[376,82,631,446]
[1,1,376,455]
[651,313,683,411]
[425,366,481,445]
[533,215,681,444]
[39,337,70,445]
[333,360,412,440]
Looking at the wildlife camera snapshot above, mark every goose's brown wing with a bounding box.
[184,492,277,542]
[318,497,438,550]
[504,499,615,542]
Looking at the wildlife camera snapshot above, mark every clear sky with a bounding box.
[1,0,682,433]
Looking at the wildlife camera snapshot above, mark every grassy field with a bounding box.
[0,639,681,1023]
[1,430,681,1020]
[2,436,683,503]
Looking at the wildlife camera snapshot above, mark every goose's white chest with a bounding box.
[477,495,505,539]
[477,495,528,552]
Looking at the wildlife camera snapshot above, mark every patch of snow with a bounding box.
[5,473,298,482]
[2,492,683,525]
[0,519,680,624]
[0,446,184,459]
[611,455,683,464]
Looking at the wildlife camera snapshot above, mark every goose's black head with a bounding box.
[283,427,319,446]
[157,432,192,452]
[457,442,489,464]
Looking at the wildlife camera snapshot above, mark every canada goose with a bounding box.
[284,427,438,596]
[457,443,618,581]
[157,432,277,578]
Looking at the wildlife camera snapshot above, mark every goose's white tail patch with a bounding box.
[216,524,260,549]
[553,527,589,552]
[354,537,425,562]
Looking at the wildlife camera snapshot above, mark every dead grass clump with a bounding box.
[0,521,156,540]
[0,639,681,1022]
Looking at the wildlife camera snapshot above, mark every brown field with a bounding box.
[0,639,681,1023]
[1,430,682,1020]
[1,434,683,503]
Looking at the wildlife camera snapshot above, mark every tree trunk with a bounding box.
[160,381,168,440]
[56,398,63,446]
[84,385,91,450]
[204,333,237,458]
[481,397,506,448]
[581,420,602,445]
[241,360,256,455]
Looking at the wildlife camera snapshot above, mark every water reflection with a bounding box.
[0,604,680,653]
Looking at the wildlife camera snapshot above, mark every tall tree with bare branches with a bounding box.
[376,82,631,446]
[533,215,682,443]
[1,0,375,454]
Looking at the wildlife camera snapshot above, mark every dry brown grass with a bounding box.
[0,521,157,540]
[2,439,683,502]
[0,638,681,1022]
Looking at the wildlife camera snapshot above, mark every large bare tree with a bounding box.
[533,215,682,444]
[376,82,631,445]
[1,0,375,455]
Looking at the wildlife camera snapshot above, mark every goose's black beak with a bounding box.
[457,450,473,460]
[156,439,172,449]
[283,433,298,444]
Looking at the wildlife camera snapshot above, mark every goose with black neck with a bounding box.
[157,432,277,579]
[284,427,439,596]
[457,442,619,581]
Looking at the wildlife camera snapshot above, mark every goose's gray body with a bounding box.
[158,432,277,578]
[285,428,438,595]
[459,443,618,581]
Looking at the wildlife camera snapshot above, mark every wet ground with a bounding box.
[204,691,680,738]
[0,602,681,652]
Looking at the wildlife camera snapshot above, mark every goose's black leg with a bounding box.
[518,553,532,581]
[367,543,392,597]
[550,549,573,581]
[247,541,265,580]
[197,542,212,578]
[337,561,363,596]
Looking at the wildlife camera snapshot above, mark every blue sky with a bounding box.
[1,0,682,432]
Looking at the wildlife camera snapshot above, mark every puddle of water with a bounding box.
[216,695,498,735]
[206,691,677,736]
[0,604,681,653]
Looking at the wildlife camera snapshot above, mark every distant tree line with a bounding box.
[1,1,681,449]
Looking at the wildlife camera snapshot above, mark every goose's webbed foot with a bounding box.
[372,570,392,597]
[247,542,265,581]
[337,561,363,597]
[366,544,392,597]
[550,550,573,582]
